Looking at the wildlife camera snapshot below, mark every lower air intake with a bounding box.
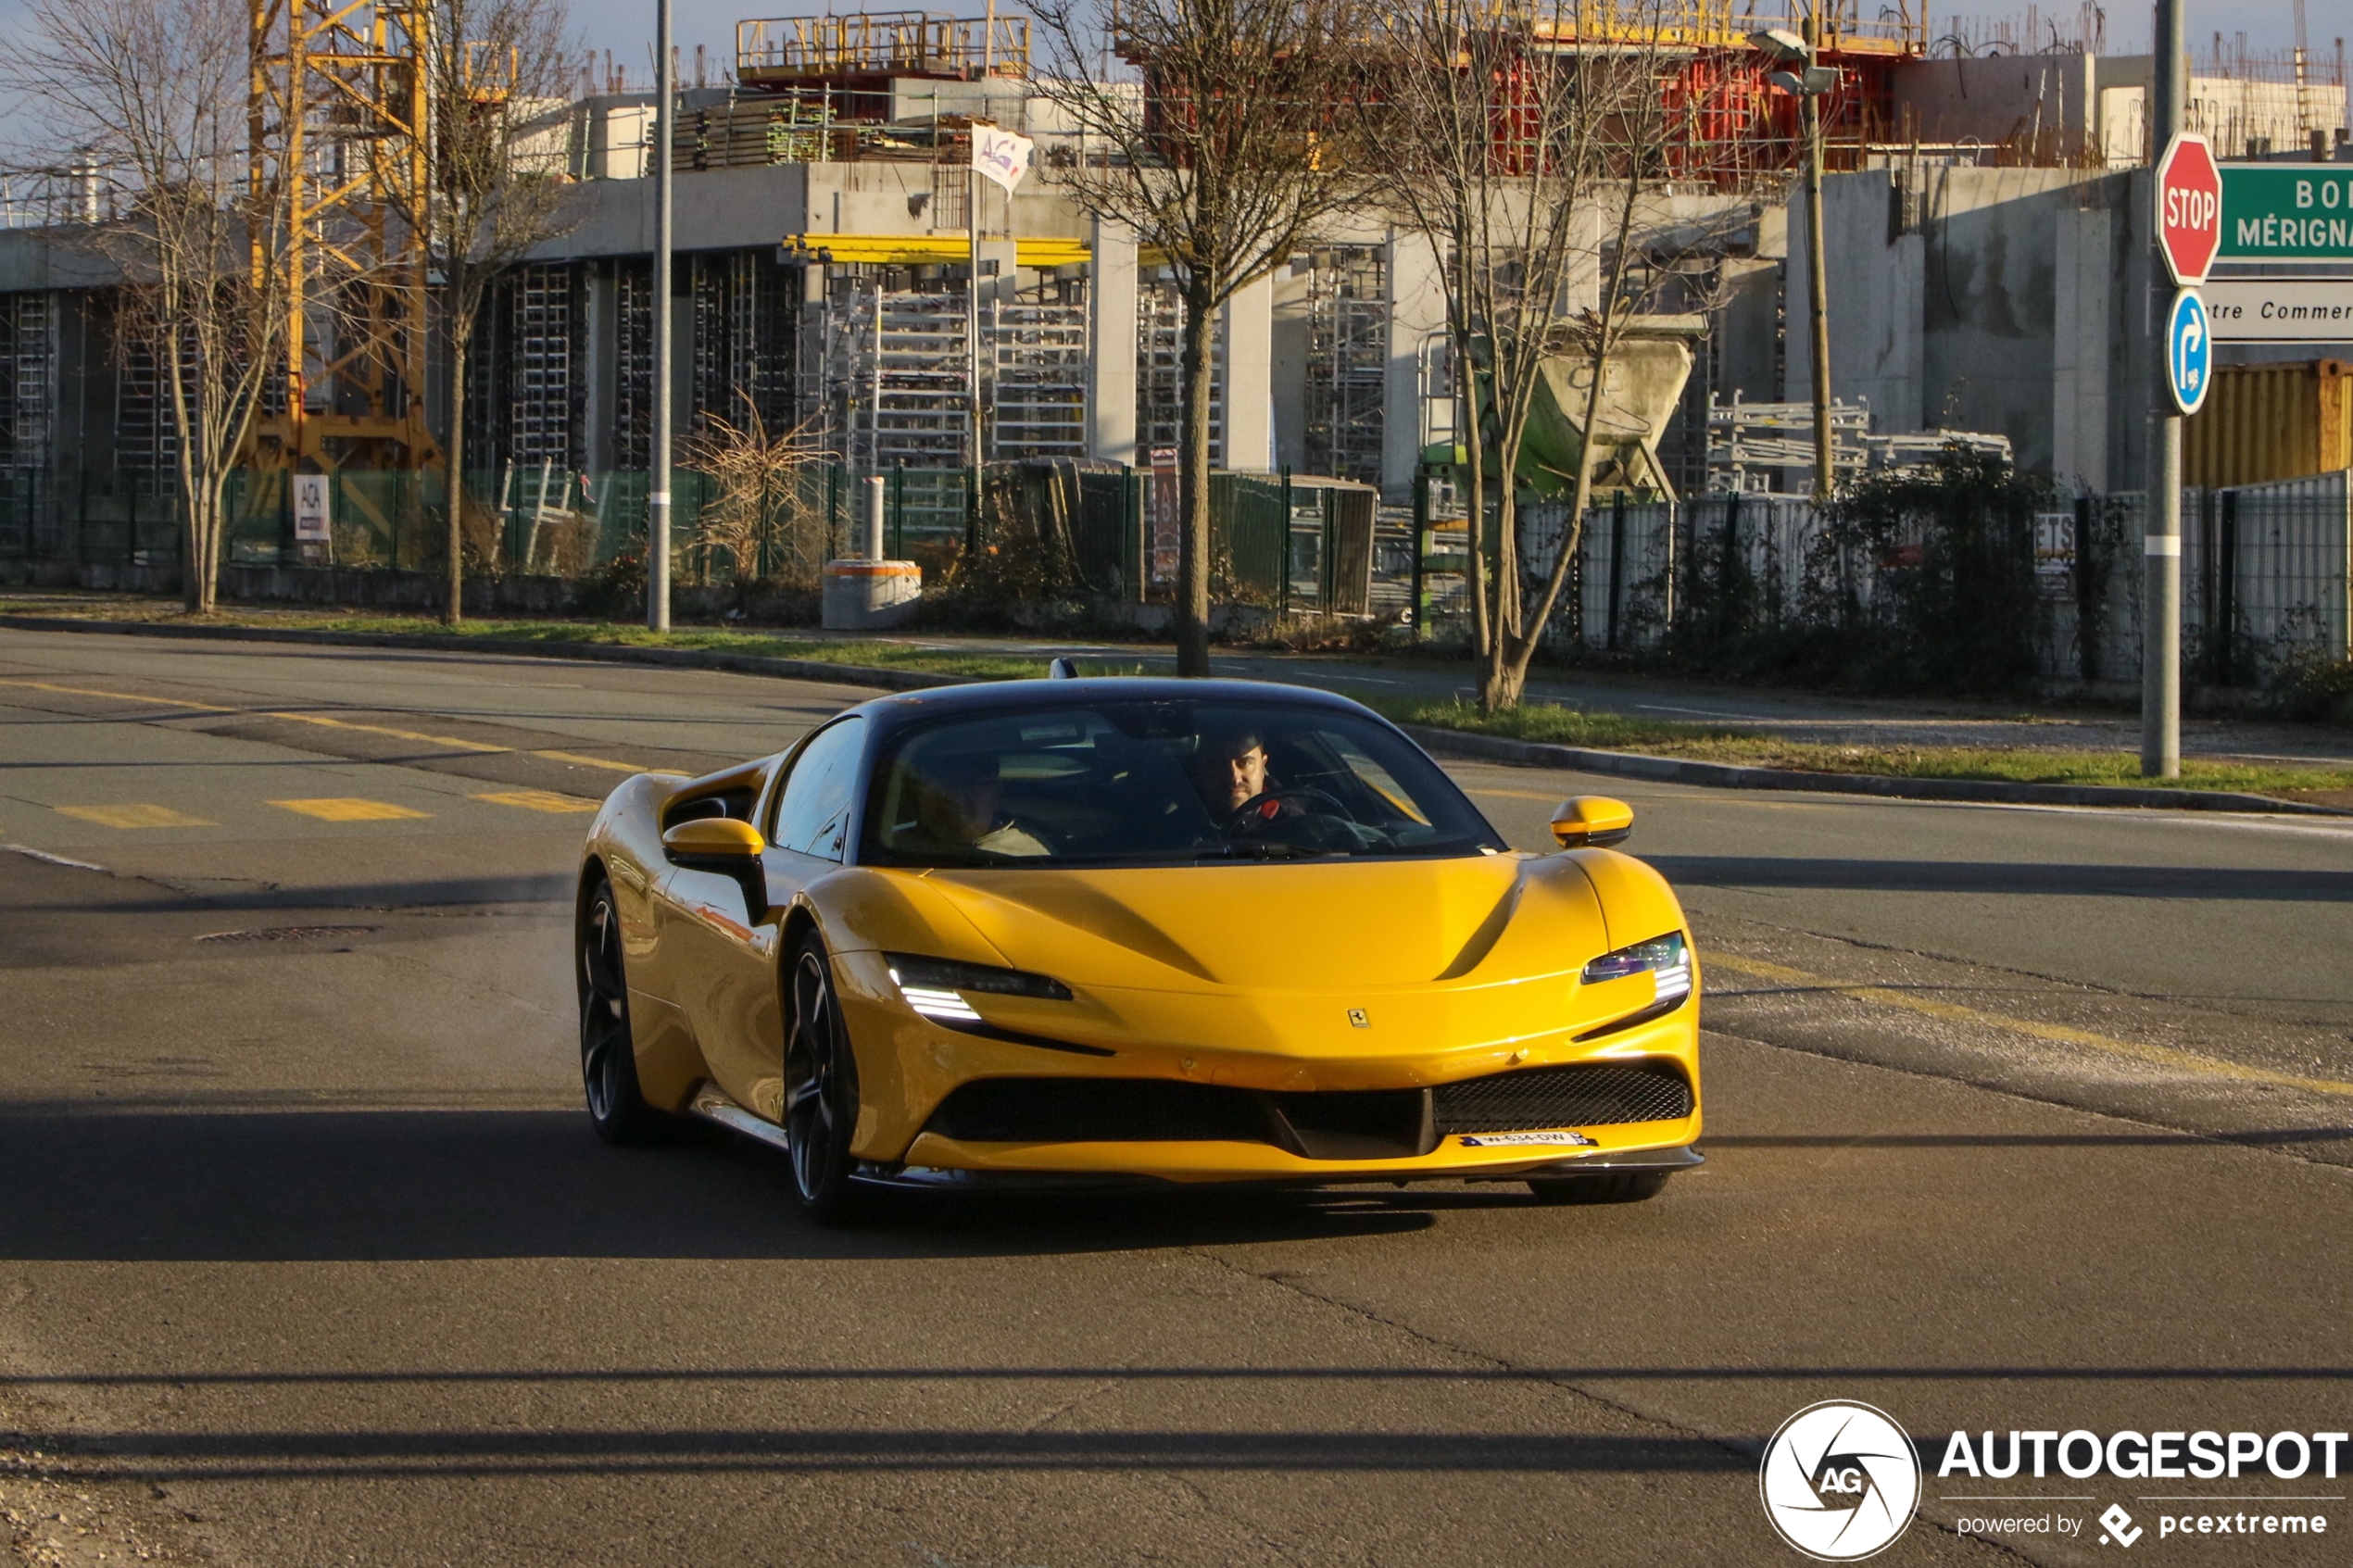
[1433,1063,1692,1135]
[922,1061,1692,1158]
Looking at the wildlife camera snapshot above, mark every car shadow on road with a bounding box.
[0,1106,1479,1262]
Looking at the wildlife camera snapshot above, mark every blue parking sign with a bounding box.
[2165,289,2211,416]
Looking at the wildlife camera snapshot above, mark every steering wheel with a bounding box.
[1224,786,1353,834]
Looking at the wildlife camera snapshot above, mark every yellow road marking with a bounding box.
[54,804,216,830]
[472,789,598,814]
[1466,787,1566,802]
[270,797,432,822]
[1705,951,2353,1099]
[0,679,232,712]
[264,710,508,754]
[0,679,673,776]
[532,749,690,777]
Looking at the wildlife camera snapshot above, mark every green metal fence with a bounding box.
[3,462,1385,616]
[0,464,988,583]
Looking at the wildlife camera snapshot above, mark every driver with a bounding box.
[1189,721,1275,819]
[910,748,1050,858]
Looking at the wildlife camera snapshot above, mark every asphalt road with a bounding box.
[3,628,2350,1568]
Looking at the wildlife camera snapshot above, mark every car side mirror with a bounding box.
[661,818,770,921]
[1551,796,1634,849]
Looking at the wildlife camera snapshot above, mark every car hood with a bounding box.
[920,853,1611,993]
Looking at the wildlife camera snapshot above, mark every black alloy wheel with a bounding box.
[783,930,864,1223]
[579,878,660,1144]
[1526,1171,1671,1206]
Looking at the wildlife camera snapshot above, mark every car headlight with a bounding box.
[884,952,1072,1023]
[1580,932,1691,1005]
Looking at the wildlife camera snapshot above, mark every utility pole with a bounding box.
[1802,6,1833,499]
[2143,0,2184,777]
[968,150,983,471]
[648,0,673,633]
[1750,17,1838,498]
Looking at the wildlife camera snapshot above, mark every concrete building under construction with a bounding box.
[0,0,2348,556]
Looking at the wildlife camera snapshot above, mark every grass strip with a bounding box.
[0,595,1152,683]
[1378,696,2353,799]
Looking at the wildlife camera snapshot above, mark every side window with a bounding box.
[768,718,866,860]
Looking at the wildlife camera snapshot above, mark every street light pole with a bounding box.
[648,0,673,633]
[1802,6,1833,500]
[2142,0,2184,778]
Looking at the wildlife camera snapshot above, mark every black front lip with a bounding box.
[849,1145,1707,1193]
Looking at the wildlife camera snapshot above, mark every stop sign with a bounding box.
[2155,132,2221,284]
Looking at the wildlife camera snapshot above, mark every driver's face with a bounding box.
[1202,743,1266,813]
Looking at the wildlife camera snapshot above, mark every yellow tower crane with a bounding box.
[245,0,443,474]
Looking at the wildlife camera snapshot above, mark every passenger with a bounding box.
[910,748,1050,857]
[1189,721,1276,819]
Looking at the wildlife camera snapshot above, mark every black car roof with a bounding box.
[845,676,1383,739]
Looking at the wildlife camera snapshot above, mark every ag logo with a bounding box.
[1759,1400,1921,1561]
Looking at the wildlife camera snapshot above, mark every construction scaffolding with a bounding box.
[0,294,55,476]
[1137,273,1222,467]
[465,261,585,478]
[989,278,1089,461]
[693,249,800,435]
[1301,246,1388,488]
[613,259,657,471]
[811,269,974,470]
[114,327,188,474]
[244,0,440,472]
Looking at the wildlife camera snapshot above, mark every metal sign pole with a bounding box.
[2143,0,2184,778]
[648,0,674,633]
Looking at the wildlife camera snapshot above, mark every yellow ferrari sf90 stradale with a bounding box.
[575,676,1701,1222]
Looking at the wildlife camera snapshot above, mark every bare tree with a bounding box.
[682,397,832,588]
[1371,0,1680,709]
[1028,0,1373,675]
[8,0,294,615]
[424,0,575,625]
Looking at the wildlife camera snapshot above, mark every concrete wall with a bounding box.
[1790,164,2156,485]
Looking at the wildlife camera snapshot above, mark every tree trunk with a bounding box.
[180,484,206,615]
[196,471,224,618]
[445,310,470,627]
[1175,270,1216,678]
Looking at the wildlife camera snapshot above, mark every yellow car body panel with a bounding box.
[577,691,1702,1188]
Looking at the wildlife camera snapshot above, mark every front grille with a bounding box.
[924,1060,1691,1160]
[1433,1063,1692,1135]
[924,1077,1428,1159]
[926,1077,1281,1146]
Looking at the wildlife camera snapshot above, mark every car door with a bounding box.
[658,718,866,1120]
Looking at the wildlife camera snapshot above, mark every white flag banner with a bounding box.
[971,124,1034,196]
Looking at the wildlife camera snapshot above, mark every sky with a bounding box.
[522,0,2334,94]
[0,0,2331,152]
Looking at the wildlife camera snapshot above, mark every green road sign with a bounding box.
[2220,166,2353,260]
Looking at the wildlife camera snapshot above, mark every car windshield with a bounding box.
[860,699,1505,868]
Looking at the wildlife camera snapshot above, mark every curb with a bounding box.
[1399,724,2353,819]
[7,611,2343,818]
[0,613,977,694]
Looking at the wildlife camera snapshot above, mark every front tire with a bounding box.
[579,877,661,1145]
[1527,1170,1670,1205]
[783,930,865,1224]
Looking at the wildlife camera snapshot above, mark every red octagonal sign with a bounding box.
[2156,132,2221,285]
